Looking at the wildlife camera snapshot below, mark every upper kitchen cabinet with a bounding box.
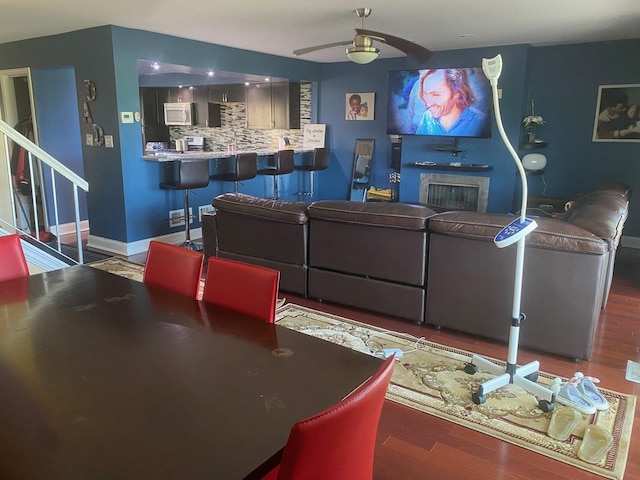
[209,84,245,104]
[245,83,272,129]
[140,87,169,143]
[194,86,221,127]
[246,82,300,130]
[140,87,168,127]
[166,86,194,103]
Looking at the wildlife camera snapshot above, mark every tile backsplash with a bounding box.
[171,82,312,152]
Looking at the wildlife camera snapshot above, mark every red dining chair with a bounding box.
[202,257,280,323]
[0,234,29,283]
[263,355,395,480]
[143,241,204,298]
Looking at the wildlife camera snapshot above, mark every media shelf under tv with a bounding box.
[410,162,493,172]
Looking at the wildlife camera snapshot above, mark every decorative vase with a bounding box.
[527,131,536,143]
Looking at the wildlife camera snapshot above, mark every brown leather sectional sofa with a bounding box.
[202,183,630,361]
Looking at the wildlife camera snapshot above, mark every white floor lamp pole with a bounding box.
[464,54,555,412]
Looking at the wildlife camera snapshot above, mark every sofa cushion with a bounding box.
[594,182,632,198]
[428,212,609,255]
[308,201,435,230]
[213,193,308,224]
[564,190,629,247]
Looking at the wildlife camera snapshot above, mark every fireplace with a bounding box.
[419,173,490,212]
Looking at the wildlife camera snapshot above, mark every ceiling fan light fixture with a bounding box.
[346,46,380,64]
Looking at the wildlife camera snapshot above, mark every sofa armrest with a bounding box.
[201,211,218,259]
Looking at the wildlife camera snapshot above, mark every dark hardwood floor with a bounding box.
[281,256,640,480]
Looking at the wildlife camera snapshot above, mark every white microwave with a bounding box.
[164,102,195,126]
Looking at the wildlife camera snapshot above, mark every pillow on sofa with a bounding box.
[563,190,629,247]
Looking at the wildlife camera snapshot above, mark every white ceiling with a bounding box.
[2,0,639,64]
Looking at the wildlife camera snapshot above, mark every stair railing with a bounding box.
[0,117,89,264]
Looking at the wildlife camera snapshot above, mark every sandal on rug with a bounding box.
[573,372,609,411]
[577,424,614,464]
[550,377,597,415]
[547,406,583,441]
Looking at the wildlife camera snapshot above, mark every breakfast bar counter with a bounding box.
[143,149,310,162]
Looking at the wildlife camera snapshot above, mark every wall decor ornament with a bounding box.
[346,92,375,120]
[522,98,545,143]
[592,84,640,142]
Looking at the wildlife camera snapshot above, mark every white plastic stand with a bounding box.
[464,55,555,412]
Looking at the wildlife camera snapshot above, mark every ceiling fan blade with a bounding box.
[356,29,433,63]
[293,40,353,57]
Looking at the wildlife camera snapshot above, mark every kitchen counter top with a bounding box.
[143,149,310,162]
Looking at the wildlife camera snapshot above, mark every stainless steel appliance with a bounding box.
[164,102,195,126]
[175,139,189,152]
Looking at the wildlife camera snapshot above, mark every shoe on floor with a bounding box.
[276,297,286,309]
[573,372,609,411]
[578,424,614,464]
[550,377,597,415]
[547,406,583,441]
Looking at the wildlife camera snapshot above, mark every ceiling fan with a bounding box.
[293,8,433,64]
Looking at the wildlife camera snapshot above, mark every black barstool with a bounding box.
[295,147,330,200]
[210,152,258,193]
[160,159,210,251]
[257,150,295,200]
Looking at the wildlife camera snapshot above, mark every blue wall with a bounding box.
[109,27,322,243]
[0,26,126,241]
[0,26,322,245]
[529,38,640,236]
[2,27,639,243]
[315,44,531,213]
[31,67,87,225]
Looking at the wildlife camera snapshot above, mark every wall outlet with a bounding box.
[85,133,94,146]
[104,135,113,148]
[169,209,184,228]
[198,204,214,222]
[169,208,193,227]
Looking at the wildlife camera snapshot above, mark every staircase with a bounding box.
[1,117,89,268]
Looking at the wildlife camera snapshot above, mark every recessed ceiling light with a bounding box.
[152,62,160,70]
[244,82,250,86]
[178,85,183,88]
[208,71,214,77]
[265,77,270,82]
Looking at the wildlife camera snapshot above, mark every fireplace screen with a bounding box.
[420,174,490,212]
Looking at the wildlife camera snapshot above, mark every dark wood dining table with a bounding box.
[0,266,382,479]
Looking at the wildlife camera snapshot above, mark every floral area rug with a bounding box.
[275,303,636,480]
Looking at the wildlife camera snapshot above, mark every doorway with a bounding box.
[0,68,46,235]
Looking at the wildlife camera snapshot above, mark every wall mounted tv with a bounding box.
[386,68,492,138]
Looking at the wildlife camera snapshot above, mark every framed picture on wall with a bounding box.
[592,84,640,142]
[346,92,375,121]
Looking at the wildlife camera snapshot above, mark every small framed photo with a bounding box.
[346,92,375,121]
[592,84,640,142]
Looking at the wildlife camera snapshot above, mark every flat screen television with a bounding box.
[386,67,493,138]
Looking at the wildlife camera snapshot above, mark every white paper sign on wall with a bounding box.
[303,124,326,150]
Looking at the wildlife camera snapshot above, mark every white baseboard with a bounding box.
[621,235,640,249]
[50,220,90,236]
[87,228,203,256]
